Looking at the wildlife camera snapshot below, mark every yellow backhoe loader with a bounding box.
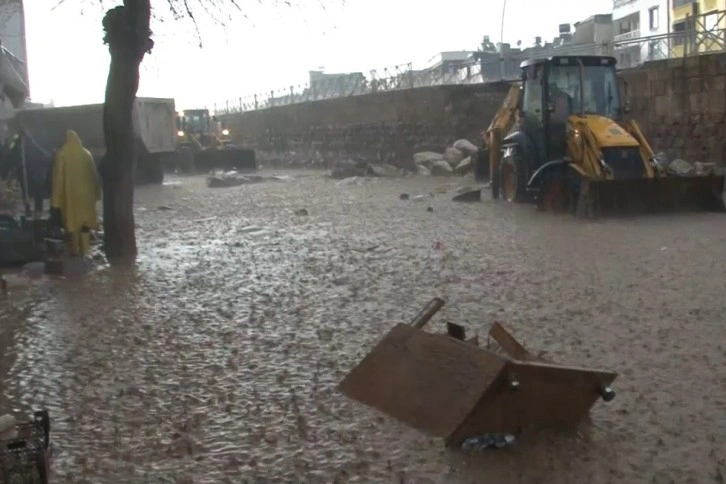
[176,109,256,173]
[475,55,725,217]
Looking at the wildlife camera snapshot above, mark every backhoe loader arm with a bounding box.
[621,120,661,177]
[485,82,521,199]
[566,118,608,180]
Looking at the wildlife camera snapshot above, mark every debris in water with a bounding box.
[427,206,434,212]
[338,300,619,447]
[461,433,516,450]
[1,273,31,289]
[295,208,309,216]
[22,261,46,278]
[351,244,381,253]
[0,414,17,437]
[400,193,410,200]
[452,189,482,203]
[157,205,173,211]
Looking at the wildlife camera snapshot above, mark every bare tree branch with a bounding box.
[52,0,344,48]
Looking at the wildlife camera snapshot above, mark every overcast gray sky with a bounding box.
[25,0,613,109]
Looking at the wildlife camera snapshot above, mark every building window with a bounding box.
[617,14,640,35]
[672,21,686,47]
[673,0,694,8]
[649,6,659,31]
[522,65,543,125]
[704,11,718,31]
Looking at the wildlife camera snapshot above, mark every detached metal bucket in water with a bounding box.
[576,175,726,218]
[338,298,618,446]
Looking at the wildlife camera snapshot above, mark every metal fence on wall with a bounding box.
[215,15,725,115]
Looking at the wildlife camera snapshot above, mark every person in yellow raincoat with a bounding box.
[51,130,102,256]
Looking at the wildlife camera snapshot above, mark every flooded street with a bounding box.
[1,170,725,483]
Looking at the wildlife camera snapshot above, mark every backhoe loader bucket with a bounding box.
[194,148,257,173]
[338,298,618,446]
[576,174,725,218]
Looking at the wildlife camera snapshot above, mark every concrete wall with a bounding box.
[221,83,511,167]
[221,52,726,167]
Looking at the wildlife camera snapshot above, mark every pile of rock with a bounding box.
[413,139,479,176]
[655,152,724,177]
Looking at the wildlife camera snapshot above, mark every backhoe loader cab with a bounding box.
[534,56,623,121]
[487,55,725,217]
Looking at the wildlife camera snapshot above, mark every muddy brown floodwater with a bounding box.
[1,170,725,483]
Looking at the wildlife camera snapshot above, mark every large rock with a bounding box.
[453,139,479,155]
[0,414,16,435]
[667,158,695,176]
[455,156,473,174]
[416,164,431,176]
[414,152,444,167]
[430,160,454,176]
[444,147,465,167]
[694,162,717,175]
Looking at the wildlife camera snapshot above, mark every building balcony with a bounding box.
[613,0,637,8]
[614,29,641,41]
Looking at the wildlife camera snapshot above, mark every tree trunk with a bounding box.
[101,0,152,262]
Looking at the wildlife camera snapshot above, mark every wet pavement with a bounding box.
[1,171,725,483]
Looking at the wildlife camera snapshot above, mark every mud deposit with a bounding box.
[1,171,725,483]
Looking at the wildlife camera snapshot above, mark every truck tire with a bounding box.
[135,155,164,185]
[148,161,164,184]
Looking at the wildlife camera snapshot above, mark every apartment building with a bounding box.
[612,0,669,67]
[0,0,28,137]
[671,0,725,56]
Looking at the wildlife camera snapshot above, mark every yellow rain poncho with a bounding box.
[51,130,102,256]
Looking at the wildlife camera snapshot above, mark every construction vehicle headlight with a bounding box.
[177,130,184,137]
[222,129,230,136]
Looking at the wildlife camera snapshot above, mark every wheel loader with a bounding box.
[476,55,725,217]
[176,109,257,173]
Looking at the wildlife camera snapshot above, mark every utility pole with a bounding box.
[500,0,508,81]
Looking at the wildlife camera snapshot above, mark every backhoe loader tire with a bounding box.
[500,151,527,203]
[474,147,489,182]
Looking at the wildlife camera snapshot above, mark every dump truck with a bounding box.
[176,108,256,173]
[12,98,178,185]
[475,55,725,217]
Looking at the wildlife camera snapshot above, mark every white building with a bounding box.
[0,0,28,139]
[573,14,615,45]
[612,0,669,68]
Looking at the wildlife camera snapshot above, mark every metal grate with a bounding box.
[601,146,645,179]
[0,411,50,484]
